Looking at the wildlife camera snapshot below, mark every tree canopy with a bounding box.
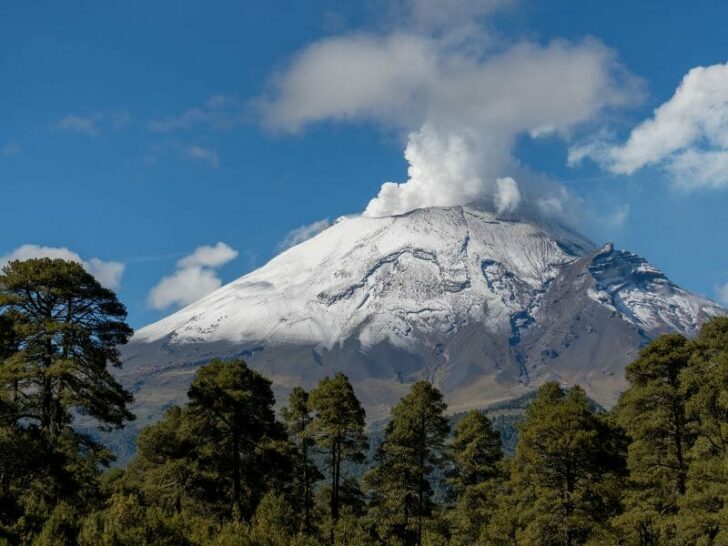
[0,258,133,434]
[3,257,728,546]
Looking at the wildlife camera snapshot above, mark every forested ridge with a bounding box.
[2,258,728,545]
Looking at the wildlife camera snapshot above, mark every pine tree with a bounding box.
[492,383,625,545]
[0,313,17,361]
[0,420,72,543]
[447,411,503,545]
[365,381,449,546]
[0,314,18,422]
[0,258,134,436]
[677,317,728,543]
[187,358,287,521]
[450,410,502,492]
[308,373,367,528]
[123,405,203,516]
[614,334,693,542]
[281,387,322,535]
[0,258,135,544]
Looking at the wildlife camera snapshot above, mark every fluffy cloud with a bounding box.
[178,242,238,268]
[571,62,728,189]
[148,242,238,310]
[261,35,634,136]
[278,219,331,251]
[147,267,224,311]
[0,244,124,289]
[259,8,640,218]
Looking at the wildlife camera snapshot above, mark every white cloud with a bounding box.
[261,36,634,136]
[52,110,133,137]
[0,244,125,290]
[718,282,728,306]
[85,258,126,290]
[177,242,238,268]
[147,267,223,310]
[571,62,728,190]
[278,219,331,251]
[186,145,220,167]
[148,95,245,133]
[148,242,238,310]
[667,149,728,189]
[259,10,640,218]
[54,115,102,136]
[144,142,221,168]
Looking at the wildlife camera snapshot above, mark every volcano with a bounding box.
[120,205,724,426]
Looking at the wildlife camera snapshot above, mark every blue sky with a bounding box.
[1,0,728,329]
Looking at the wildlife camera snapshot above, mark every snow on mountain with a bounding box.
[585,244,716,337]
[121,205,724,425]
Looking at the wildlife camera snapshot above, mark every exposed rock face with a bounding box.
[120,206,724,428]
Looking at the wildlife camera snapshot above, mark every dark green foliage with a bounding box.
[121,405,205,515]
[31,502,81,546]
[281,387,322,534]
[485,383,627,545]
[308,372,367,525]
[77,494,197,546]
[0,258,134,435]
[614,334,693,542]
[448,392,548,457]
[0,314,17,362]
[121,359,289,524]
[0,258,135,545]
[365,381,450,546]
[2,260,728,546]
[446,411,503,545]
[677,317,728,543]
[449,410,502,491]
[187,358,288,521]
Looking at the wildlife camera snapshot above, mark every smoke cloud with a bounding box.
[259,2,641,218]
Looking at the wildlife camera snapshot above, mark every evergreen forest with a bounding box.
[2,258,728,546]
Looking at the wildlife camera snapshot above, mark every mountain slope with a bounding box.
[120,206,724,426]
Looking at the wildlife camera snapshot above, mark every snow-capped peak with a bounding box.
[134,205,593,350]
[123,204,723,423]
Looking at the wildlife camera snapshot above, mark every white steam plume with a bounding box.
[495,177,521,214]
[365,125,486,216]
